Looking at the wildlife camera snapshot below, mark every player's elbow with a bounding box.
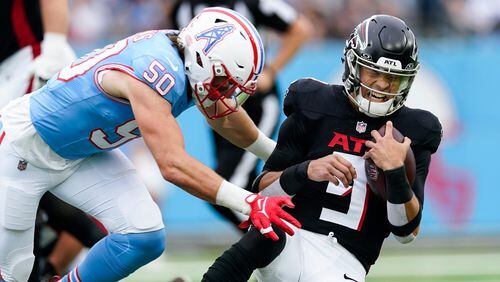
[394,226,419,244]
[394,233,416,244]
[160,165,178,183]
[159,154,185,183]
[292,15,314,42]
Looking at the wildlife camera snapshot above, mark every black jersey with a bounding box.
[170,0,297,33]
[264,78,442,271]
[1,0,43,63]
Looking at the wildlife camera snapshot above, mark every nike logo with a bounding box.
[256,198,264,209]
[165,57,179,72]
[344,274,358,282]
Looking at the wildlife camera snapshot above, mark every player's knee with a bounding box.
[128,229,166,260]
[0,246,35,282]
[116,190,164,233]
[127,203,164,232]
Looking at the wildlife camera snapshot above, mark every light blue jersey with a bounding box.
[30,30,193,160]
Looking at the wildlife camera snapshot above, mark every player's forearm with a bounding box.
[158,151,222,202]
[385,166,422,242]
[124,76,223,203]
[404,194,420,222]
[40,0,69,35]
[208,107,258,147]
[258,171,282,191]
[403,195,421,236]
[208,108,276,160]
[138,117,222,202]
[269,16,312,73]
[159,151,257,215]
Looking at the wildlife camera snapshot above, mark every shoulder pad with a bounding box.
[401,108,442,154]
[283,78,330,117]
[417,110,442,154]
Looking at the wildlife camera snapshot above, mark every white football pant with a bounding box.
[0,98,164,282]
[256,227,366,282]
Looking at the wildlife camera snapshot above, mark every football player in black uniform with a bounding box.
[202,14,442,282]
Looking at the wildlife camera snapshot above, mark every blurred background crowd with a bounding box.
[69,0,500,47]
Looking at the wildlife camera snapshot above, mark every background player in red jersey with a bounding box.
[202,14,442,282]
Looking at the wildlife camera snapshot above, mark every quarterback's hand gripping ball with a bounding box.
[239,194,301,241]
[364,122,416,201]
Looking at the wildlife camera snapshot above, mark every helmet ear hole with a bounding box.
[196,52,203,67]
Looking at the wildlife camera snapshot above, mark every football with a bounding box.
[364,125,416,201]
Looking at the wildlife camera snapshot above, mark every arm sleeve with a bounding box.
[131,54,183,105]
[386,114,442,205]
[244,0,298,31]
[385,148,429,238]
[385,124,441,238]
[263,113,307,171]
[411,148,432,205]
[259,79,312,188]
[412,118,443,205]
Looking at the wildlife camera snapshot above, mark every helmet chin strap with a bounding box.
[356,92,394,117]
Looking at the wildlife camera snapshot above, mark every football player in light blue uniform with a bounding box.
[0,8,300,282]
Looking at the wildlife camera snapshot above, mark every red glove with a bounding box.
[239,194,301,241]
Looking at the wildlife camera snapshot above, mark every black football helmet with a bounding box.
[342,15,419,117]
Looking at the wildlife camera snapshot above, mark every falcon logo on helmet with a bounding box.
[179,7,265,119]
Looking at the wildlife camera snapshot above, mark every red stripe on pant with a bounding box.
[0,131,5,145]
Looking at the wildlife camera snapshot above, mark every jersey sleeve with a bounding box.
[244,0,298,31]
[283,78,329,117]
[421,114,442,154]
[412,114,442,204]
[264,113,308,171]
[131,54,184,106]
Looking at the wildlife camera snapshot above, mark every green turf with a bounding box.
[367,275,500,282]
[124,248,500,282]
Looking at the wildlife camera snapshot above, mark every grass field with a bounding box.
[124,241,500,282]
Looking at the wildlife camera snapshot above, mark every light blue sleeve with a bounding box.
[132,53,188,105]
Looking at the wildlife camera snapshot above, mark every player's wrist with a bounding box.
[381,160,405,171]
[279,160,311,195]
[216,180,253,215]
[43,32,68,45]
[244,130,276,161]
[385,166,413,204]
